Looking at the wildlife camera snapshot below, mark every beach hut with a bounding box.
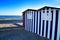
[23,6,60,40]
[22,9,37,32]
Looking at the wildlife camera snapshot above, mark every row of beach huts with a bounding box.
[22,6,60,40]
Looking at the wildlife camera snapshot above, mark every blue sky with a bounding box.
[0,0,60,16]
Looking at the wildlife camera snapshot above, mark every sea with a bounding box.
[0,16,22,19]
[0,16,22,24]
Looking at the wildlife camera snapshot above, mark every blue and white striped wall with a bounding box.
[24,7,60,40]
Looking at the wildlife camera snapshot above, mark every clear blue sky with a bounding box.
[0,0,60,16]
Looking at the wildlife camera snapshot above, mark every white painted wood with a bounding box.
[47,8,51,38]
[25,12,28,31]
[27,11,32,19]
[47,21,50,38]
[25,12,26,30]
[26,11,28,31]
[27,11,29,31]
[24,7,60,40]
[37,11,40,34]
[29,11,32,32]
[27,11,30,31]
[44,8,47,37]
[44,20,46,37]
[51,9,56,40]
[35,11,37,33]
[48,8,52,21]
[31,11,33,32]
[40,10,43,36]
[32,11,34,32]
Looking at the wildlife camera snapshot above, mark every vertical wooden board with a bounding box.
[39,11,41,36]
[44,21,46,37]
[44,8,47,37]
[54,10,59,40]
[57,10,60,40]
[35,11,37,33]
[25,12,26,30]
[40,10,43,36]
[47,8,51,38]
[37,11,40,35]
[51,9,56,40]
[36,11,38,34]
[32,11,34,32]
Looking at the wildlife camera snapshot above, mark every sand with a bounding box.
[0,23,17,28]
[0,18,22,28]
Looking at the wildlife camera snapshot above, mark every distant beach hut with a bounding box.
[22,6,60,40]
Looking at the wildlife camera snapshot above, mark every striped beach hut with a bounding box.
[22,6,60,40]
[23,9,37,32]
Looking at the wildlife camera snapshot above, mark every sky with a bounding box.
[0,0,60,16]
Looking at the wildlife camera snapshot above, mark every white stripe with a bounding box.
[25,12,27,30]
[27,11,30,31]
[27,11,29,31]
[47,8,51,38]
[29,11,32,32]
[37,11,40,34]
[51,9,56,40]
[44,20,46,37]
[40,10,43,36]
[31,11,33,32]
[25,12,26,30]
[44,8,47,37]
[47,21,50,38]
[35,11,37,33]
[32,11,34,32]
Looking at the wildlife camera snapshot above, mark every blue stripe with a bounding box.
[42,20,45,36]
[50,11,53,39]
[46,21,48,37]
[36,11,38,34]
[39,12,41,35]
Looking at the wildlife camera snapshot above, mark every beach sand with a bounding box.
[0,18,22,28]
[0,23,17,28]
[0,18,49,40]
